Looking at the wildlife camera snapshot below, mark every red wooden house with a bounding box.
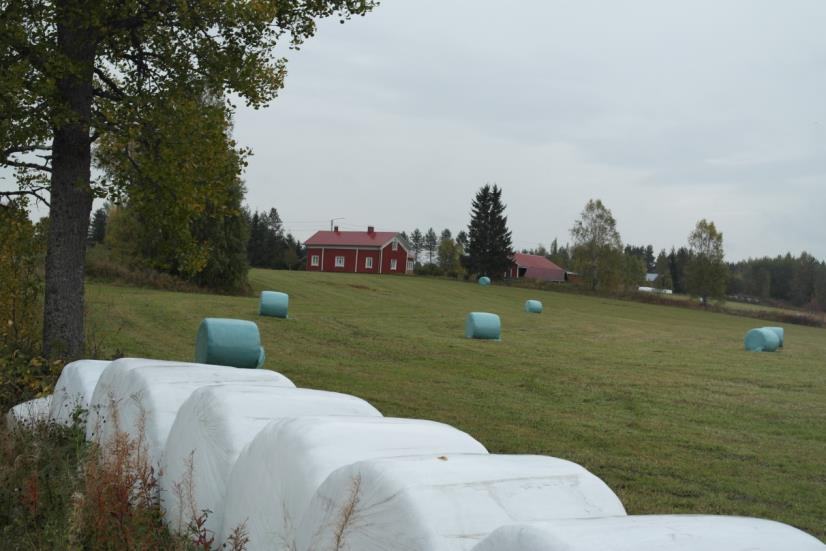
[305,226,413,274]
[507,253,566,282]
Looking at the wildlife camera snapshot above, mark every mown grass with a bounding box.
[85,269,826,541]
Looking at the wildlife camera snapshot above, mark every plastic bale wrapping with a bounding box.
[295,454,626,551]
[744,328,780,352]
[6,395,53,429]
[85,358,294,470]
[49,359,111,426]
[162,387,382,538]
[220,417,488,551]
[465,312,501,340]
[195,318,265,369]
[478,276,491,286]
[470,515,826,551]
[764,326,785,347]
[259,291,289,319]
[524,299,543,313]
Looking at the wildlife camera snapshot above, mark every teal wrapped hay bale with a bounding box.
[763,326,784,347]
[744,327,780,352]
[259,291,289,319]
[524,299,543,313]
[195,318,266,368]
[478,276,491,286]
[465,312,501,340]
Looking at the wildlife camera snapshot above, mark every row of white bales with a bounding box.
[8,357,825,551]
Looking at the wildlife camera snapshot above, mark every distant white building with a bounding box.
[645,272,658,282]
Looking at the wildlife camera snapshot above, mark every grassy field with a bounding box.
[85,270,826,541]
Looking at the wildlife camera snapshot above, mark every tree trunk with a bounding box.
[42,3,96,358]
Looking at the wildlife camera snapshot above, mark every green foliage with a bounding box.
[409,228,424,264]
[727,252,826,311]
[467,184,513,278]
[247,208,303,270]
[96,90,250,292]
[0,199,46,355]
[685,219,727,303]
[88,207,108,244]
[424,227,438,264]
[655,250,674,290]
[437,230,463,276]
[570,199,623,291]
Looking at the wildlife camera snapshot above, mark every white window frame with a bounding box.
[311,255,320,267]
[392,240,398,251]
[390,259,397,271]
[365,257,373,269]
[407,259,414,272]
[335,255,345,268]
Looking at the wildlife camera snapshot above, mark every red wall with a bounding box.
[306,246,410,274]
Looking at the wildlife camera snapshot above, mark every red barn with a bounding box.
[507,253,566,282]
[305,226,413,274]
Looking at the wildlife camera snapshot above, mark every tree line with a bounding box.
[88,203,304,289]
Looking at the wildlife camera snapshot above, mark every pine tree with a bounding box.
[88,207,108,244]
[410,229,424,265]
[424,228,438,264]
[467,184,513,278]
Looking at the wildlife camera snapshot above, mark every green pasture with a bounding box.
[85,269,826,541]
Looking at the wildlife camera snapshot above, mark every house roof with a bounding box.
[305,230,404,249]
[512,253,564,271]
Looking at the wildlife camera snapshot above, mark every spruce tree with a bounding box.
[467,184,513,278]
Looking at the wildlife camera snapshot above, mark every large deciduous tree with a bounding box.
[685,219,727,303]
[467,184,513,278]
[570,198,623,291]
[1,0,376,357]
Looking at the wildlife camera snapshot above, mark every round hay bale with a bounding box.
[763,326,784,347]
[50,359,111,426]
[195,318,265,369]
[259,291,289,318]
[465,312,501,340]
[744,328,780,352]
[524,299,543,313]
[220,416,486,549]
[295,454,626,551]
[162,386,381,538]
[6,395,53,429]
[478,276,491,286]
[85,359,294,467]
[471,515,826,551]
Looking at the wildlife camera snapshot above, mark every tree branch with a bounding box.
[0,188,51,206]
[1,158,52,173]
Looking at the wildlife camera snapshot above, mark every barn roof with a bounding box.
[305,230,405,249]
[511,253,564,271]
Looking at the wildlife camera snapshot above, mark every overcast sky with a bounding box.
[5,1,824,261]
[236,0,826,261]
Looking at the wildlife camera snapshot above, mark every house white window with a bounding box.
[311,255,320,267]
[365,257,373,269]
[392,240,398,251]
[335,256,345,268]
[407,259,414,272]
[390,259,397,271]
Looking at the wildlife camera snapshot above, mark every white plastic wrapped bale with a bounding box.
[469,515,826,551]
[85,358,294,470]
[220,416,488,551]
[161,387,382,538]
[295,454,627,551]
[6,395,53,429]
[49,359,111,426]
